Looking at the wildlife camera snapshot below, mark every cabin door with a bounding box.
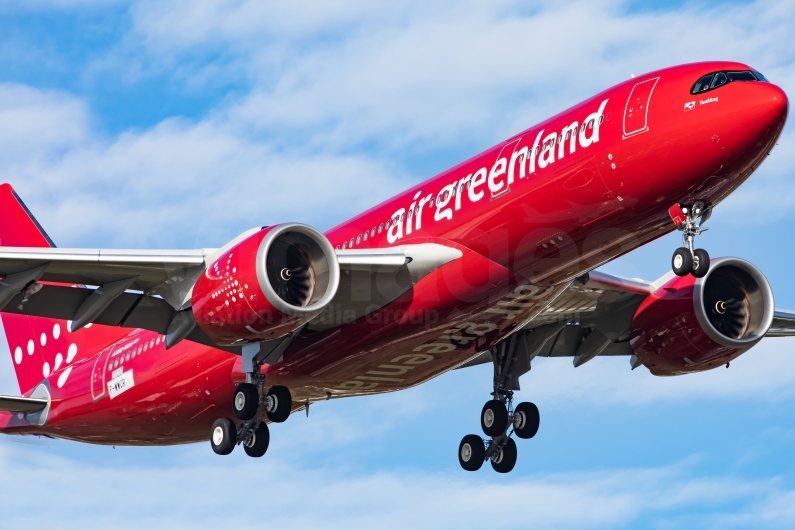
[623,77,660,138]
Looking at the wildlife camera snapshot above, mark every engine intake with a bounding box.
[630,257,774,375]
[191,223,339,345]
[693,257,774,347]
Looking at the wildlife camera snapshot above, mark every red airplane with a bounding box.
[0,61,791,474]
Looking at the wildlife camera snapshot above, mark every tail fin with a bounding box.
[0,184,128,395]
[0,183,56,248]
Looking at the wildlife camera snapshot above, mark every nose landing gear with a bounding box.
[458,334,540,474]
[669,201,711,278]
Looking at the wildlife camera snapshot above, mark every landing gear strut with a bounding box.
[670,201,711,278]
[211,352,292,457]
[458,334,540,473]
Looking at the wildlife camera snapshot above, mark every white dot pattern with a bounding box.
[67,343,78,363]
[13,321,81,387]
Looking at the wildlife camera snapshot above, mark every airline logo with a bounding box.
[387,99,609,244]
[684,101,695,112]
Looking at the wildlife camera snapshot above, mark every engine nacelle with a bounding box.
[191,223,339,345]
[630,257,774,376]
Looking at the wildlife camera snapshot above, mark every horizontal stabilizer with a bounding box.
[0,395,48,413]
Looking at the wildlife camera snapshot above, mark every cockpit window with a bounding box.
[692,74,714,93]
[727,71,757,82]
[711,72,728,89]
[690,70,761,94]
[752,71,769,82]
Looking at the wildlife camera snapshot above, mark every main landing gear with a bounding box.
[670,201,711,278]
[458,335,540,474]
[210,362,293,457]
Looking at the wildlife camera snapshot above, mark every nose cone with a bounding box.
[755,81,788,129]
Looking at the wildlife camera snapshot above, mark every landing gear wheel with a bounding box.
[232,383,259,421]
[481,400,508,437]
[459,434,485,471]
[210,418,236,455]
[513,402,540,439]
[491,438,517,474]
[243,422,270,458]
[265,385,292,423]
[692,248,710,278]
[672,247,693,277]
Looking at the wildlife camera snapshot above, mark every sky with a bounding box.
[1,0,795,528]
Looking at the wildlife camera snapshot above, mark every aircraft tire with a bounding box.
[481,400,508,437]
[672,247,693,277]
[265,385,292,423]
[513,402,540,439]
[243,422,270,458]
[232,383,259,421]
[459,434,485,471]
[491,438,517,474]
[211,418,236,455]
[692,248,710,278]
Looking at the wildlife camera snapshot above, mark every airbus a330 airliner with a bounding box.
[0,61,791,473]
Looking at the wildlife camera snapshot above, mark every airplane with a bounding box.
[0,60,792,474]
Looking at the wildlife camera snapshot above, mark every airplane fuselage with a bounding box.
[1,61,787,445]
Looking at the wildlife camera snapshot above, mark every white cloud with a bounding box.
[521,337,795,408]
[0,439,789,530]
[1,0,795,247]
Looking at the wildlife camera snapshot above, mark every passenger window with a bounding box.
[336,245,340,250]
[386,220,391,229]
[711,72,728,89]
[727,71,757,82]
[349,238,354,247]
[379,223,383,233]
[371,228,376,237]
[692,74,714,93]
[342,242,346,249]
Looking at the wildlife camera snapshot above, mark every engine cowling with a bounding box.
[630,257,774,376]
[191,223,339,345]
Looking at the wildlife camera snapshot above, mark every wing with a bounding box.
[768,310,795,337]
[462,269,795,371]
[459,270,653,369]
[0,242,463,348]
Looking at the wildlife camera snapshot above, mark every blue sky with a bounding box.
[1,0,795,528]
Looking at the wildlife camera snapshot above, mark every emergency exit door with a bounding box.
[623,77,660,138]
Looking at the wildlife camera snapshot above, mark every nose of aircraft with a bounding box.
[754,80,789,129]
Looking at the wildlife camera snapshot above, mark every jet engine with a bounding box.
[630,257,774,376]
[191,223,339,345]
